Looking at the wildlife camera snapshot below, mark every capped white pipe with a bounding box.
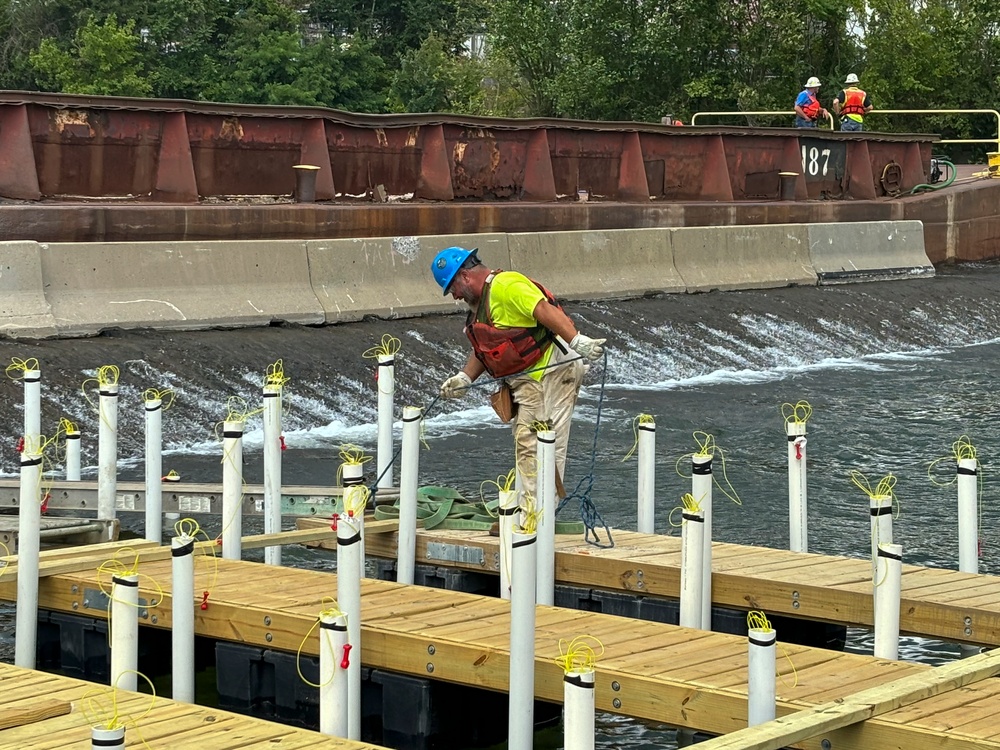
[563,667,595,750]
[65,428,81,481]
[14,450,42,669]
[874,542,902,660]
[679,507,705,629]
[508,529,538,750]
[692,455,713,630]
[111,572,139,692]
[536,429,556,606]
[498,488,519,600]
[376,353,395,491]
[23,368,40,452]
[320,611,349,737]
[957,458,978,575]
[171,532,195,703]
[91,726,125,749]
[786,421,808,552]
[263,385,282,566]
[748,626,777,726]
[144,397,163,543]
[221,420,244,561]
[97,383,119,526]
[636,420,656,534]
[337,509,364,740]
[340,462,366,578]
[396,406,422,585]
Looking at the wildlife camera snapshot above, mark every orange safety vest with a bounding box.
[800,91,821,119]
[464,271,562,378]
[841,87,867,117]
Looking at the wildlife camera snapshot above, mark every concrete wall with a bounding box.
[0,222,929,339]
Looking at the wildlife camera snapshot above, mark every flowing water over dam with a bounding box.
[2,264,1000,747]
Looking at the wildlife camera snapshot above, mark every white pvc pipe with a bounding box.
[679,508,705,629]
[14,451,42,669]
[341,463,366,579]
[563,667,595,750]
[536,429,556,606]
[65,429,81,481]
[23,368,40,451]
[91,726,125,749]
[337,511,363,740]
[320,612,349,737]
[498,489,519,600]
[396,406,421,585]
[111,572,139,692]
[957,458,978,575]
[692,455,713,630]
[222,420,244,561]
[171,533,195,703]
[508,529,538,750]
[376,353,395,491]
[874,542,903,660]
[263,385,282,566]
[748,626,777,726]
[786,421,808,553]
[97,383,119,525]
[869,496,893,579]
[144,398,163,543]
[636,421,656,534]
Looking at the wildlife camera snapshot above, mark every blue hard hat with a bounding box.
[431,246,478,295]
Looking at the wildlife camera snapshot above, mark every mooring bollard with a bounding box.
[874,543,902,660]
[263,382,283,566]
[98,381,119,528]
[65,426,81,481]
[171,530,195,703]
[692,454,713,630]
[337,503,364,740]
[91,726,125,749]
[508,528,538,750]
[111,572,139,692]
[376,353,395,492]
[786,419,808,552]
[637,419,656,534]
[536,428,557,607]
[747,618,777,726]
[222,420,244,561]
[396,406,422,585]
[563,666,596,750]
[679,505,705,629]
[14,448,42,669]
[319,611,349,737]
[145,396,163,543]
[499,488,519,601]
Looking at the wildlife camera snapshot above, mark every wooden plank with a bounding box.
[0,699,70,730]
[688,647,1000,750]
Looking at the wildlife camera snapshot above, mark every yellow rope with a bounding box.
[336,444,373,485]
[296,598,345,687]
[81,672,157,748]
[362,334,402,360]
[518,492,540,535]
[554,635,604,674]
[141,387,176,410]
[5,357,39,380]
[747,610,798,688]
[850,470,900,518]
[674,431,743,506]
[667,492,702,528]
[780,401,812,426]
[263,359,291,389]
[479,468,517,516]
[622,413,655,461]
[172,518,219,595]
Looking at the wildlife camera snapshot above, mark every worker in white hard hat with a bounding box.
[833,73,873,132]
[794,76,827,128]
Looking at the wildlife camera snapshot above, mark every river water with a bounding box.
[2,263,1000,748]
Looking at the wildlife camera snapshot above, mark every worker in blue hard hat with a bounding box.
[430,245,607,501]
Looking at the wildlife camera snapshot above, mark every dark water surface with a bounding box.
[3,264,1000,747]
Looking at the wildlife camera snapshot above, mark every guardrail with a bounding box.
[690,110,835,129]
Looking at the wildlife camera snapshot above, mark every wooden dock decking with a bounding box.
[341,523,1000,647]
[0,662,385,749]
[3,549,1000,749]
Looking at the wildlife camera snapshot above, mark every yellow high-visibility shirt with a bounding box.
[489,271,554,381]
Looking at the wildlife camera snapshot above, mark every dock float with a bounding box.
[4,546,1000,749]
[0,661,385,748]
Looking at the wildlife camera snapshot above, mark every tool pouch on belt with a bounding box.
[490,382,517,423]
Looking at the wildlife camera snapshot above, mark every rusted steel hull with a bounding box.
[0,91,937,204]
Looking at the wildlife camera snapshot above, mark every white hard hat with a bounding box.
[845,73,860,84]
[805,76,821,88]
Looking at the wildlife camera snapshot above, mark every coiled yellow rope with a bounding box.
[554,635,605,674]
[622,413,655,461]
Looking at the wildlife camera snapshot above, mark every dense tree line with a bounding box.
[1,0,998,150]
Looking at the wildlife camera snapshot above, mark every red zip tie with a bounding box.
[340,643,352,669]
[795,442,802,460]
[330,513,339,531]
[15,437,23,453]
[201,591,210,610]
[279,435,287,451]
[40,493,50,513]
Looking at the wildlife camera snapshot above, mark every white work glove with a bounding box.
[440,371,473,399]
[570,333,606,362]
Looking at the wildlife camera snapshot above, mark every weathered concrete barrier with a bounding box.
[807,220,932,283]
[306,233,508,323]
[508,229,685,299]
[0,241,56,339]
[40,241,325,336]
[671,224,818,292]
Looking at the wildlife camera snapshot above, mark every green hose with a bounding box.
[909,158,956,194]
